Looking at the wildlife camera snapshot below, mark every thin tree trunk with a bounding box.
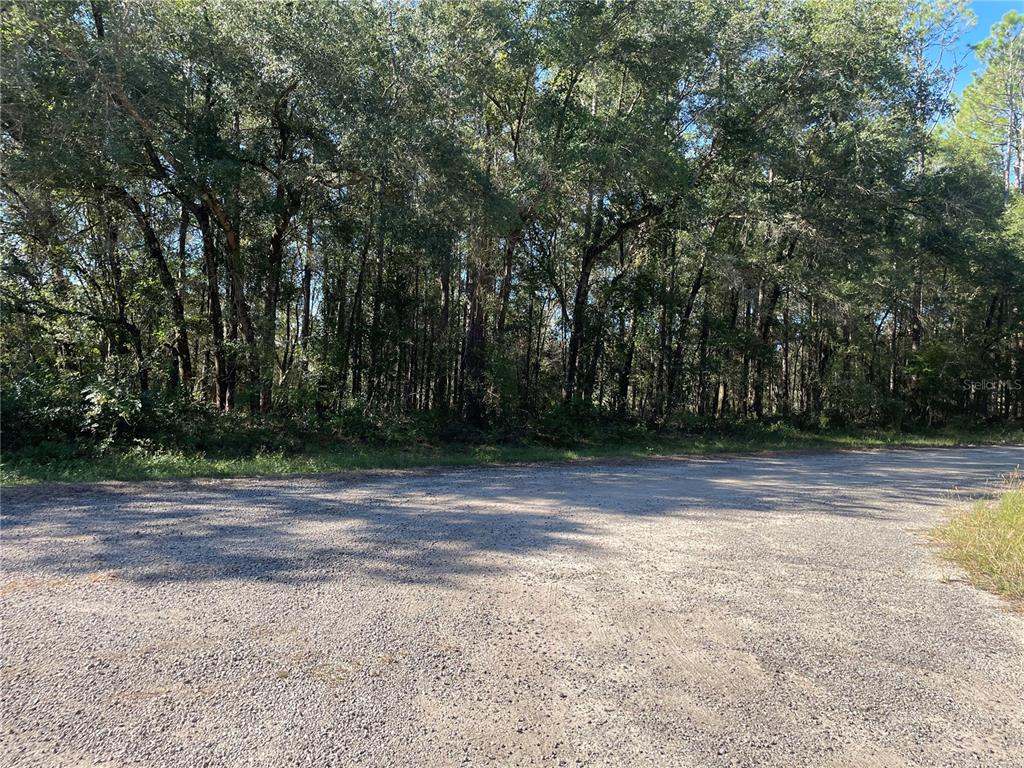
[111,187,193,390]
[196,209,229,410]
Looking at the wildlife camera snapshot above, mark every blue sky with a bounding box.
[950,0,1021,95]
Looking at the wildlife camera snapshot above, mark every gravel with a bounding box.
[2,445,1023,767]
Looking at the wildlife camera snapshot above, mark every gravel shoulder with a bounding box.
[2,446,1023,767]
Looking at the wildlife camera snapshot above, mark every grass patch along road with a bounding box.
[2,424,1022,486]
[934,476,1024,606]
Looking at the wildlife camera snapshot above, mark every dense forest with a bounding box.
[1,0,1022,457]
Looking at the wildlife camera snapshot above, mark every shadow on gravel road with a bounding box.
[2,447,1019,587]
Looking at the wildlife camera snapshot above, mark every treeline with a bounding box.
[2,0,1022,448]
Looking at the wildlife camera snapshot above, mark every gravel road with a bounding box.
[2,446,1023,767]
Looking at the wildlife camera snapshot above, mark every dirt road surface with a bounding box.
[2,446,1023,767]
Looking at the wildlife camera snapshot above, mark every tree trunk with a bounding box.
[564,245,597,402]
[463,235,487,425]
[753,283,782,418]
[196,209,229,410]
[301,219,313,347]
[433,249,452,413]
[665,259,705,414]
[111,187,193,392]
[205,196,257,406]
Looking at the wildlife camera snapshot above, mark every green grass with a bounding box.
[934,476,1024,606]
[2,424,1021,486]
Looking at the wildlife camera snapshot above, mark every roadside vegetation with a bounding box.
[935,474,1024,607]
[2,401,1020,485]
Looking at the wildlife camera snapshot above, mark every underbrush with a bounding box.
[1,407,1020,485]
[2,375,1021,484]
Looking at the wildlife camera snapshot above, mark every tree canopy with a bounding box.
[1,0,1021,452]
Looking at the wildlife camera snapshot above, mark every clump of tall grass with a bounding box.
[934,470,1024,606]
